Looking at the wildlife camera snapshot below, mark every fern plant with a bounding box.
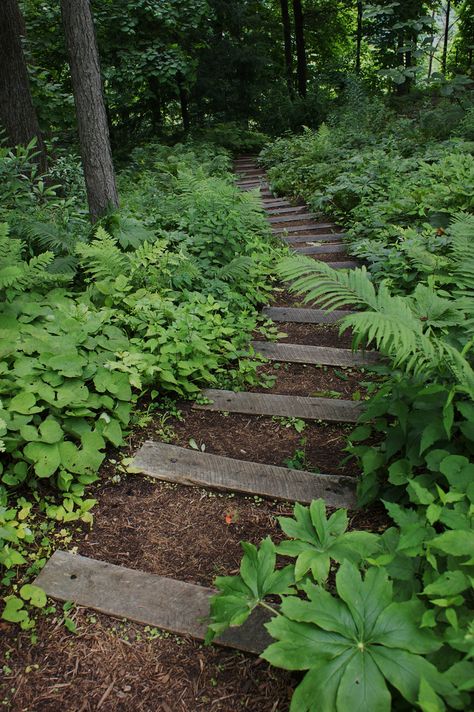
[277,252,474,397]
[0,223,68,299]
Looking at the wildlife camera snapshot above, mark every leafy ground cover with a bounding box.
[208,94,474,711]
[0,139,283,630]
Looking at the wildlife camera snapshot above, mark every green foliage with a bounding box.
[207,500,473,711]
[261,86,474,292]
[1,139,280,625]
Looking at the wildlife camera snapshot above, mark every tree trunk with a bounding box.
[292,0,307,98]
[0,0,47,171]
[442,0,451,74]
[280,0,294,97]
[356,1,363,73]
[427,9,436,78]
[61,0,118,222]
[177,75,190,132]
[148,76,163,130]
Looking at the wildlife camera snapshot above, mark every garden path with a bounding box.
[35,155,370,655]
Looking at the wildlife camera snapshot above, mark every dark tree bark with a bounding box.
[427,9,436,78]
[280,0,294,97]
[0,0,47,171]
[148,76,163,130]
[177,74,190,132]
[61,0,118,222]
[442,0,451,73]
[292,0,307,98]
[356,1,363,73]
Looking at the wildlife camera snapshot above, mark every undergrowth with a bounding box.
[0,139,282,629]
[208,89,474,711]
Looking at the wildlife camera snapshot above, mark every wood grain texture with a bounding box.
[262,198,291,206]
[266,206,306,215]
[251,341,377,366]
[35,551,272,654]
[196,389,362,422]
[268,213,315,224]
[283,233,344,244]
[262,306,353,323]
[131,442,357,507]
[294,243,346,254]
[272,224,334,234]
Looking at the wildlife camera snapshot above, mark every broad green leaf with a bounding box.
[371,600,440,654]
[39,417,63,444]
[371,645,455,704]
[423,571,470,597]
[430,530,474,558]
[282,583,357,639]
[263,616,351,670]
[2,596,28,623]
[24,441,61,477]
[9,392,39,415]
[20,583,47,608]
[336,650,391,712]
[418,678,446,712]
[289,651,355,712]
[335,562,392,639]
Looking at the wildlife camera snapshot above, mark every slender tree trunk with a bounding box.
[0,0,47,171]
[427,9,436,78]
[292,0,307,98]
[148,76,163,130]
[442,0,451,73]
[177,75,190,132]
[356,1,363,74]
[280,0,294,97]
[61,0,118,222]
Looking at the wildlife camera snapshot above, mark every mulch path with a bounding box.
[0,169,387,712]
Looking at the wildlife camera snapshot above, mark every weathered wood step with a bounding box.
[195,390,362,423]
[236,180,267,187]
[251,341,377,367]
[262,198,291,206]
[273,224,335,234]
[131,442,356,508]
[291,243,346,255]
[282,233,344,244]
[35,551,271,654]
[262,307,353,324]
[268,213,316,224]
[266,205,306,215]
[236,169,264,176]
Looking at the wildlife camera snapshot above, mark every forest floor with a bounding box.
[0,160,387,712]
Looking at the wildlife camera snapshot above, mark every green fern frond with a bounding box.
[76,227,129,282]
[217,256,255,283]
[277,256,378,310]
[449,211,474,293]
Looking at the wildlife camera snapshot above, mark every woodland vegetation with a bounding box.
[0,1,473,711]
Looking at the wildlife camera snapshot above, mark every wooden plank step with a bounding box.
[283,233,344,244]
[262,307,353,324]
[290,243,346,255]
[236,180,267,187]
[236,168,263,175]
[195,390,362,423]
[268,213,316,224]
[35,551,272,654]
[273,224,335,234]
[262,198,290,206]
[251,341,377,367]
[131,442,357,508]
[266,206,306,215]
